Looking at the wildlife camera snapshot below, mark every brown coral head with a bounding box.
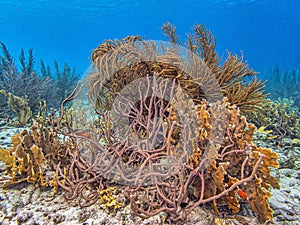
[70,38,227,186]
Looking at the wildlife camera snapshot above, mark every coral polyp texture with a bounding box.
[0,23,279,224]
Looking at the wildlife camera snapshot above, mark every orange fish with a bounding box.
[74,131,91,139]
[237,189,248,200]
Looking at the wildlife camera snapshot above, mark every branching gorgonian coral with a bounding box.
[0,23,279,224]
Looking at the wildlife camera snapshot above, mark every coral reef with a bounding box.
[51,78,278,223]
[0,23,280,224]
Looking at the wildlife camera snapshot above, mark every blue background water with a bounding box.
[0,0,299,76]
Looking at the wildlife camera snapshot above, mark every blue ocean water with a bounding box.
[0,0,299,75]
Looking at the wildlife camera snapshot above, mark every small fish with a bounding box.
[237,189,248,200]
[180,202,188,208]
[224,174,229,183]
[256,126,273,134]
[74,131,91,139]
[267,135,278,139]
[292,139,300,145]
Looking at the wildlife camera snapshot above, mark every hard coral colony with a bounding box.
[0,23,279,224]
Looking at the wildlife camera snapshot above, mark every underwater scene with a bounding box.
[0,0,299,224]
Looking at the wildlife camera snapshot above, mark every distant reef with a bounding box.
[0,42,79,124]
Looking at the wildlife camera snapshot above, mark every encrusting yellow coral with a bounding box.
[98,187,123,211]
